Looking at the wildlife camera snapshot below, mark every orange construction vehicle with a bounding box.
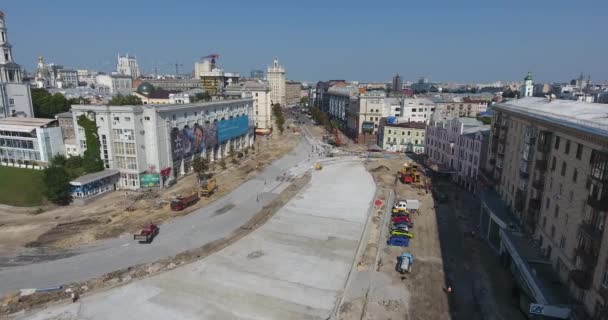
[399,162,421,184]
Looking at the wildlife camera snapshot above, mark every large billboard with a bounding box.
[170,122,219,163]
[217,116,249,143]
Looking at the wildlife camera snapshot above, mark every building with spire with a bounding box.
[0,11,33,117]
[267,58,285,106]
[117,53,140,79]
[520,72,533,98]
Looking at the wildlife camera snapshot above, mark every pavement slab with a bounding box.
[15,160,376,320]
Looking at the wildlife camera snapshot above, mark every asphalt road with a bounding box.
[18,159,376,320]
[0,129,319,296]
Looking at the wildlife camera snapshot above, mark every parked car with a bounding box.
[387,236,410,247]
[390,230,414,238]
[393,221,414,229]
[396,253,414,273]
[391,225,410,233]
[392,215,413,224]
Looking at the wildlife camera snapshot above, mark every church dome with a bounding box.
[137,82,155,95]
[524,72,533,81]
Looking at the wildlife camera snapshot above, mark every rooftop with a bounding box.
[386,122,427,129]
[70,170,120,186]
[0,117,57,128]
[462,126,490,136]
[495,97,608,138]
[501,230,572,306]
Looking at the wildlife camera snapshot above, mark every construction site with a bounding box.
[1,109,524,320]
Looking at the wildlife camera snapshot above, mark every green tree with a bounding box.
[300,96,309,106]
[218,158,227,170]
[68,97,91,105]
[108,94,143,106]
[272,103,285,134]
[31,88,71,118]
[43,165,72,205]
[77,115,104,173]
[192,156,209,181]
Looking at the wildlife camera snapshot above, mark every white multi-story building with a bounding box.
[117,54,140,79]
[95,74,132,95]
[378,121,426,154]
[267,58,285,106]
[72,98,254,189]
[400,97,436,123]
[56,68,79,88]
[77,69,97,87]
[455,126,490,192]
[358,91,386,135]
[242,81,272,134]
[425,117,487,175]
[0,117,64,168]
[384,98,401,118]
[0,11,33,118]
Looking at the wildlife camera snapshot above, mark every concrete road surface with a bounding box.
[16,160,375,320]
[0,138,319,296]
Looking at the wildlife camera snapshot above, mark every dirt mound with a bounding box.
[25,219,99,248]
[370,165,390,172]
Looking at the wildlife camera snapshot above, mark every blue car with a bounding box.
[387,236,410,247]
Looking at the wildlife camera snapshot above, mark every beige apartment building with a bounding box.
[479,97,608,319]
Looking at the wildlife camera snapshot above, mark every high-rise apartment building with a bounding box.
[480,97,608,318]
[267,58,285,106]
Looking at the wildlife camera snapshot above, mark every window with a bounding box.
[554,136,560,149]
[543,216,547,228]
[145,116,150,121]
[573,169,578,182]
[551,156,556,171]
[565,140,570,154]
[125,143,136,155]
[113,142,125,154]
[561,162,567,176]
[8,98,14,105]
[388,130,392,134]
[113,117,119,122]
[551,225,555,239]
[554,205,559,218]
[576,144,583,159]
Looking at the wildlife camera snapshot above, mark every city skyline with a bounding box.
[3,0,607,83]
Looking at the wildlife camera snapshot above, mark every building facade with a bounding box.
[455,126,490,192]
[0,11,34,118]
[95,74,132,95]
[358,91,386,136]
[77,69,98,87]
[0,117,64,168]
[141,78,203,92]
[72,98,254,190]
[400,97,435,123]
[117,54,140,79]
[285,81,301,106]
[55,111,79,157]
[56,68,79,88]
[267,58,285,106]
[195,57,240,96]
[425,117,486,174]
[378,121,426,154]
[480,97,608,318]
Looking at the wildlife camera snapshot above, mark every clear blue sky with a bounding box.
[3,0,607,83]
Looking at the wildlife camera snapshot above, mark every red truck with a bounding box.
[133,223,159,243]
[170,193,199,211]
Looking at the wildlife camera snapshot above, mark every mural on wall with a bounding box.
[169,116,249,177]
